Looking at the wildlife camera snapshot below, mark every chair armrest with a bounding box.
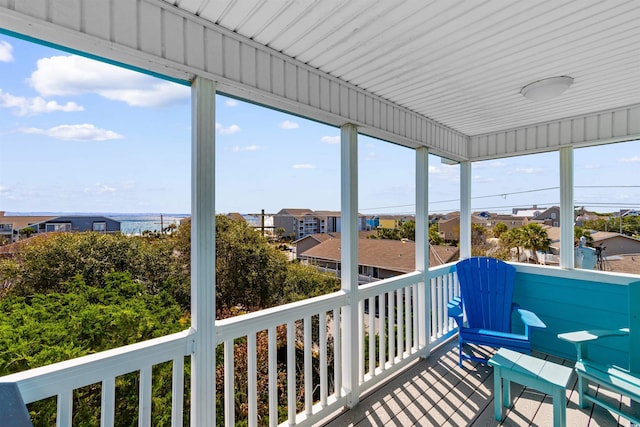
[558,328,628,361]
[558,328,629,344]
[447,296,464,328]
[516,308,546,329]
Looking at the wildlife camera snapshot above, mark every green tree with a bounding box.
[492,222,508,238]
[519,223,551,264]
[428,223,443,245]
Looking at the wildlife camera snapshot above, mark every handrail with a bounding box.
[1,329,193,404]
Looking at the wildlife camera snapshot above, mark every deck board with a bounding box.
[322,339,632,427]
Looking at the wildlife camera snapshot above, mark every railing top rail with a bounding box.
[358,271,423,300]
[215,291,347,342]
[0,329,193,404]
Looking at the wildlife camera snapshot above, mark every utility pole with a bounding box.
[261,209,265,236]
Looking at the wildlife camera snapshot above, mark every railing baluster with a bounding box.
[379,294,386,371]
[139,365,152,427]
[411,284,422,351]
[57,389,73,427]
[102,377,115,427]
[319,312,328,408]
[430,277,436,341]
[437,275,444,337]
[268,326,277,427]
[224,340,235,427]
[358,299,364,384]
[388,290,395,365]
[304,315,312,417]
[248,333,257,427]
[397,289,404,359]
[171,356,184,427]
[287,321,295,425]
[405,286,411,354]
[368,296,375,376]
[333,308,341,398]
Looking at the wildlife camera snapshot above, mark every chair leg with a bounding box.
[578,374,589,409]
[458,340,464,368]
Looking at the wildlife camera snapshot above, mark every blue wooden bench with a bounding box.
[488,347,573,427]
[558,280,640,425]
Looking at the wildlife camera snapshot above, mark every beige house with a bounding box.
[438,214,486,242]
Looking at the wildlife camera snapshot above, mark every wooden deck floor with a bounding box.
[323,339,633,427]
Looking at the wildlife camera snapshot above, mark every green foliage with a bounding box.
[583,215,640,237]
[0,272,185,426]
[497,223,551,263]
[2,232,190,310]
[492,222,508,238]
[428,223,443,245]
[0,216,341,426]
[370,219,416,241]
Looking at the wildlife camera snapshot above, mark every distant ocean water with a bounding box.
[110,214,189,235]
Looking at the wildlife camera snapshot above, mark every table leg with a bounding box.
[494,368,503,421]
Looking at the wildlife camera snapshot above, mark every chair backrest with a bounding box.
[456,257,516,332]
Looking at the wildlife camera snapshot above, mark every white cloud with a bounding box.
[84,183,117,194]
[28,55,189,107]
[20,124,124,141]
[583,163,600,170]
[216,123,241,135]
[292,164,316,169]
[231,145,261,152]
[225,99,239,107]
[618,156,640,163]
[0,40,13,62]
[321,135,340,144]
[279,120,299,129]
[0,89,84,116]
[512,167,543,174]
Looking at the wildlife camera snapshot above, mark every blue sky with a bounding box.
[1,35,638,216]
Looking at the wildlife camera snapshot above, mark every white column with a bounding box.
[415,147,430,357]
[340,123,359,408]
[190,76,216,427]
[459,161,472,259]
[559,147,574,269]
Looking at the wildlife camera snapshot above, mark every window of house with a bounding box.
[93,222,107,232]
[46,223,71,232]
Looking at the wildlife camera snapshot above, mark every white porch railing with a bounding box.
[0,265,460,427]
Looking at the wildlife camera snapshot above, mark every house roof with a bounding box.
[300,238,459,273]
[0,215,58,230]
[3,2,638,162]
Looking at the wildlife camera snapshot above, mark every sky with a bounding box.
[1,34,638,216]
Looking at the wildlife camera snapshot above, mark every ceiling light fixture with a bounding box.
[520,76,574,101]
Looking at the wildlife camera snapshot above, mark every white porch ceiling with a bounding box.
[0,0,638,160]
[170,0,640,137]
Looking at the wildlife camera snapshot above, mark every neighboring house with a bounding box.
[620,209,640,217]
[531,206,561,227]
[438,214,485,242]
[273,208,367,240]
[376,215,414,229]
[0,212,120,242]
[590,231,640,256]
[0,212,56,242]
[512,206,545,218]
[484,214,528,230]
[297,237,459,282]
[544,226,639,256]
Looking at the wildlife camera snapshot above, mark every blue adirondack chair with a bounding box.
[448,257,546,367]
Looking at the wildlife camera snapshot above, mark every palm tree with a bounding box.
[519,223,551,264]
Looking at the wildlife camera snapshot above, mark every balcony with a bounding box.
[1,1,639,426]
[1,263,636,426]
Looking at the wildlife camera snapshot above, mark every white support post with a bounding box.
[340,123,359,408]
[415,147,430,357]
[559,147,574,269]
[459,161,472,259]
[190,76,216,427]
